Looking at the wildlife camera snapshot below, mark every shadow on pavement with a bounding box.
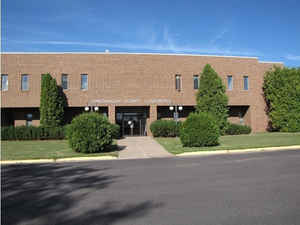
[1,163,163,225]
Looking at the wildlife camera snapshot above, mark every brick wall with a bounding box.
[1,53,282,132]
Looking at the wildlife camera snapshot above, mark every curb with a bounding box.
[177,145,300,157]
[1,156,118,165]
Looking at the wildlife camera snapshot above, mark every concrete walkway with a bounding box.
[117,136,173,159]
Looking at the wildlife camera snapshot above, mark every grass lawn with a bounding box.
[156,132,300,155]
[1,140,119,161]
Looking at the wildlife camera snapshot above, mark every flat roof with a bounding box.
[2,51,258,59]
[1,52,284,64]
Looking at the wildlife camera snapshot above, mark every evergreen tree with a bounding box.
[263,66,300,132]
[196,64,228,134]
[40,73,65,127]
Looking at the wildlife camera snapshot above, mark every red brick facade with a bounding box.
[1,53,283,134]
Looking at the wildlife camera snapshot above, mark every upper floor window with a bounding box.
[193,75,199,89]
[243,76,249,90]
[21,74,29,91]
[61,74,68,90]
[227,75,233,90]
[81,74,88,90]
[175,74,181,91]
[1,74,8,91]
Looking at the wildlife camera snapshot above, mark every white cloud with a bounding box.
[210,28,229,45]
[9,39,259,57]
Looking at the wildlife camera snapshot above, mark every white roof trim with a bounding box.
[259,61,283,64]
[1,51,259,59]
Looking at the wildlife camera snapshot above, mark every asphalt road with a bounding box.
[2,150,300,225]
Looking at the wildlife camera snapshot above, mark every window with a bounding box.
[61,74,68,90]
[175,74,181,91]
[21,74,29,91]
[81,74,88,90]
[26,113,33,126]
[1,74,8,91]
[227,75,233,90]
[193,75,199,89]
[243,76,249,90]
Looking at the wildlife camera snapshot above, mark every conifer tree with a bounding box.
[263,66,300,132]
[40,73,65,127]
[196,64,228,133]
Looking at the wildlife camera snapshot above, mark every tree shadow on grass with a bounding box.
[1,163,163,225]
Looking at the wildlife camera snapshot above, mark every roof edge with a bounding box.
[1,51,259,59]
[259,61,284,64]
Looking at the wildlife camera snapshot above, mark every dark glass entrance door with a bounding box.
[116,112,147,136]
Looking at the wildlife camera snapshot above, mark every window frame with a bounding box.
[227,75,233,90]
[1,74,8,91]
[21,74,29,91]
[243,75,249,90]
[175,74,181,91]
[61,74,68,90]
[81,74,88,90]
[193,75,199,89]
[26,113,33,127]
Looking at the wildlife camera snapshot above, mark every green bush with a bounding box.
[180,112,220,147]
[40,126,65,140]
[110,123,121,139]
[1,126,15,140]
[263,66,300,132]
[225,123,251,135]
[150,120,182,137]
[1,126,66,140]
[66,113,113,153]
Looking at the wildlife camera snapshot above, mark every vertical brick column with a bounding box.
[108,105,115,124]
[147,105,157,136]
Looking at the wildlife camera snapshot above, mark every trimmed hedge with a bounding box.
[180,112,220,147]
[225,123,252,135]
[150,120,182,137]
[1,126,66,140]
[66,112,113,153]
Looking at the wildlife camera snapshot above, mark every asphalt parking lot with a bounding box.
[2,149,300,225]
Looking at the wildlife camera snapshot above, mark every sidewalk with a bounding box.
[118,136,173,159]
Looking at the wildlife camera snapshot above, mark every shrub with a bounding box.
[40,126,66,140]
[180,112,220,147]
[150,120,182,137]
[66,113,113,153]
[263,66,300,132]
[1,126,15,140]
[110,123,121,139]
[1,126,66,140]
[15,126,32,140]
[225,123,251,135]
[196,64,229,134]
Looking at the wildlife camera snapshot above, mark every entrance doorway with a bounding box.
[116,106,149,136]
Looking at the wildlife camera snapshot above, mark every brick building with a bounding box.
[1,52,282,135]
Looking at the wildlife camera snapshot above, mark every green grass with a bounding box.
[156,132,300,155]
[1,140,119,161]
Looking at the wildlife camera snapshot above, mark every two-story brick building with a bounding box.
[1,52,282,135]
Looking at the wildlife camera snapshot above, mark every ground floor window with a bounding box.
[26,113,33,126]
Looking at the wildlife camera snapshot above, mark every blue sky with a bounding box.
[2,0,300,67]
